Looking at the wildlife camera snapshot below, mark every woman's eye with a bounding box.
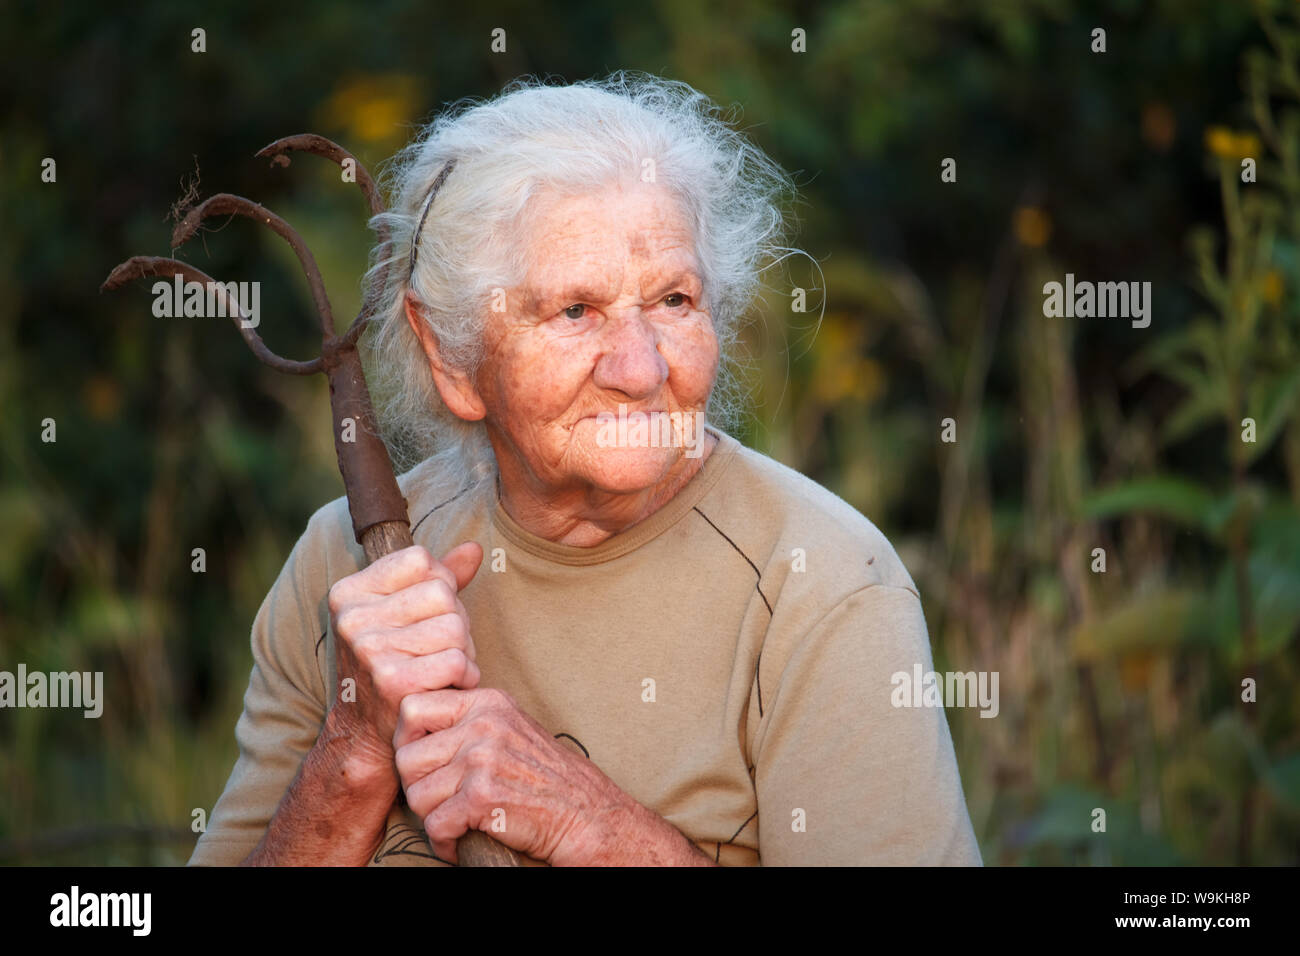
[563,304,587,320]
[664,293,687,308]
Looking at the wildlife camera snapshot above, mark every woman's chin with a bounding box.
[577,444,685,494]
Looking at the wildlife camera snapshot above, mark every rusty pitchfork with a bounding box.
[101,133,521,867]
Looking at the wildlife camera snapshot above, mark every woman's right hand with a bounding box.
[322,542,484,780]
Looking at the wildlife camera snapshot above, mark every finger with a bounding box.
[377,576,459,628]
[424,791,480,865]
[357,614,477,662]
[380,649,480,701]
[394,725,467,790]
[439,541,484,591]
[341,546,455,603]
[399,740,471,815]
[393,688,477,749]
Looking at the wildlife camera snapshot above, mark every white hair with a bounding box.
[362,71,795,487]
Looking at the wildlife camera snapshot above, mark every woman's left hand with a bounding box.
[393,687,667,865]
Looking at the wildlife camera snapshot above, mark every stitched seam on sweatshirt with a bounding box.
[691,504,773,721]
[410,485,473,537]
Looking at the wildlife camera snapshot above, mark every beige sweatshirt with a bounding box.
[189,426,982,866]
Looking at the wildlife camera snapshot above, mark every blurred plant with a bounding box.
[1081,0,1300,863]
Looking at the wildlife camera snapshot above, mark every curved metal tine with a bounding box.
[256,134,385,217]
[255,134,391,344]
[172,194,335,339]
[101,255,323,375]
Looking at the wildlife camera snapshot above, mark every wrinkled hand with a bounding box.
[324,543,483,777]
[393,688,637,865]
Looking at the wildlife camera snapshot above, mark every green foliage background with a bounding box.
[1,0,1297,864]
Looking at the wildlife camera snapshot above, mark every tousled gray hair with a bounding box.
[363,71,795,486]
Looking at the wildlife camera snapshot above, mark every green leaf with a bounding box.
[1017,787,1182,864]
[1126,325,1202,383]
[1161,382,1228,445]
[1019,786,1106,848]
[1252,554,1300,658]
[1249,508,1300,657]
[1072,590,1215,661]
[1206,508,1300,660]
[1244,365,1300,464]
[1264,753,1300,808]
[1080,475,1219,533]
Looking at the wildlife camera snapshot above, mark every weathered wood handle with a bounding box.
[360,519,417,564]
[345,416,521,864]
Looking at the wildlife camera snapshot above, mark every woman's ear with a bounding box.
[404,291,487,422]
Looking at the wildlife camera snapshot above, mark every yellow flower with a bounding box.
[1261,269,1284,306]
[1014,206,1051,248]
[849,357,883,403]
[1234,133,1262,159]
[807,314,881,405]
[1205,126,1234,157]
[318,74,419,146]
[1205,126,1259,159]
[83,377,121,421]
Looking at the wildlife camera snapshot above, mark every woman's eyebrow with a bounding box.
[643,269,703,298]
[523,268,702,313]
[527,283,612,311]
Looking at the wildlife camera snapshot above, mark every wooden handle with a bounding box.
[360,520,522,868]
[360,518,416,564]
[457,830,523,867]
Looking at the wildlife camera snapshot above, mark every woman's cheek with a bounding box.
[499,336,596,415]
[662,313,719,398]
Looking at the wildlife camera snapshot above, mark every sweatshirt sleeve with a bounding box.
[187,514,335,866]
[752,583,983,865]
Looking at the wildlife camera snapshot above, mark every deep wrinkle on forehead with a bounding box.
[515,184,703,319]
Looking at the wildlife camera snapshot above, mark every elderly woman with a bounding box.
[190,74,981,867]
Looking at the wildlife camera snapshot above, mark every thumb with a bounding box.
[439,541,484,591]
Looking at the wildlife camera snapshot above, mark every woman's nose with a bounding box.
[592,309,669,400]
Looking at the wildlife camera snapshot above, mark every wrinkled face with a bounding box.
[471,181,719,497]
